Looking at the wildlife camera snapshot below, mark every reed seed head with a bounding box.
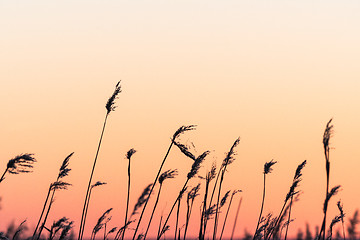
[337,200,345,219]
[222,137,240,168]
[91,181,107,189]
[6,153,36,174]
[232,189,242,196]
[51,181,72,191]
[106,81,122,114]
[323,119,334,153]
[294,160,307,181]
[58,152,73,179]
[187,151,210,179]
[220,190,231,208]
[159,169,178,184]
[126,148,136,160]
[93,208,113,235]
[174,141,196,160]
[132,183,152,215]
[324,185,341,213]
[172,125,196,141]
[188,183,201,201]
[264,159,277,174]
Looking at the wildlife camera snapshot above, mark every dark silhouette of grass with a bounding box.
[0,153,36,183]
[78,81,121,240]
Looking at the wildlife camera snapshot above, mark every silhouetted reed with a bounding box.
[12,220,27,240]
[158,150,209,240]
[318,119,334,240]
[253,160,277,240]
[143,169,178,240]
[220,190,241,240]
[347,210,359,240]
[33,153,73,240]
[132,125,196,240]
[0,153,36,183]
[337,200,346,240]
[213,138,240,240]
[121,148,136,240]
[81,181,107,240]
[79,81,121,240]
[91,208,113,240]
[174,186,187,240]
[184,183,201,240]
[47,217,73,240]
[284,160,307,240]
[230,196,243,240]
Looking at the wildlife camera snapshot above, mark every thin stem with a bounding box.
[0,168,8,183]
[121,157,132,240]
[132,141,175,240]
[174,197,181,240]
[264,200,287,240]
[144,183,163,240]
[80,187,94,240]
[284,194,294,240]
[199,178,209,240]
[36,192,55,240]
[32,185,52,239]
[78,113,109,240]
[213,168,226,240]
[220,193,235,240]
[158,178,190,240]
[230,197,242,240]
[183,198,191,240]
[253,174,266,240]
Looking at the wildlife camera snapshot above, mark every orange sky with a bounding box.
[1,1,360,239]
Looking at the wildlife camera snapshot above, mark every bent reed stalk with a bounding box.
[132,125,196,240]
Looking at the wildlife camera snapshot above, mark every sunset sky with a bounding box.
[1,1,360,239]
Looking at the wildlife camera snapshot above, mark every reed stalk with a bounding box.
[230,197,242,240]
[213,138,240,240]
[78,81,121,240]
[220,190,241,240]
[132,125,196,240]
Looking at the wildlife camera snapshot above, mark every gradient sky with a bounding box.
[1,1,360,239]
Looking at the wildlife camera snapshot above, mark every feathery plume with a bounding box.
[106,81,122,114]
[172,125,196,141]
[187,151,210,179]
[174,141,196,160]
[222,137,240,167]
[220,190,231,208]
[264,160,277,174]
[132,184,152,215]
[6,153,36,174]
[93,208,113,236]
[126,148,136,160]
[91,181,107,189]
[324,186,341,213]
[58,153,73,179]
[59,221,73,240]
[159,169,178,184]
[50,181,72,191]
[188,184,201,201]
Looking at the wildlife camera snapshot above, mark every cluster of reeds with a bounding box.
[1,82,359,240]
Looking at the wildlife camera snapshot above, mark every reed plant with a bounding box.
[79,81,121,240]
[253,160,277,240]
[143,169,178,240]
[219,190,242,240]
[213,138,240,240]
[80,181,107,240]
[121,148,136,240]
[132,125,196,240]
[33,152,73,240]
[183,183,201,240]
[158,150,209,240]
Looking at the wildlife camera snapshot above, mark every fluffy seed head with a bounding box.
[220,190,231,208]
[222,137,240,168]
[174,141,196,160]
[159,169,178,184]
[187,151,210,179]
[51,181,72,191]
[106,81,122,114]
[7,153,36,174]
[323,119,334,153]
[126,148,136,160]
[324,185,341,213]
[264,159,277,174]
[132,183,152,215]
[91,181,107,189]
[188,183,201,201]
[172,125,196,141]
[58,152,73,179]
